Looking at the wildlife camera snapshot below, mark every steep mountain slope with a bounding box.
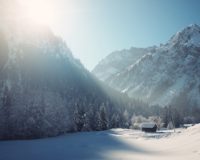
[92,47,156,81]
[93,24,200,106]
[0,1,134,140]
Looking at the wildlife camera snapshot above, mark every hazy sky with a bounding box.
[19,0,200,70]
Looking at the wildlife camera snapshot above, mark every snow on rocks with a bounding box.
[93,24,200,106]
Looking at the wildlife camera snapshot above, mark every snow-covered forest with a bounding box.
[0,1,161,139]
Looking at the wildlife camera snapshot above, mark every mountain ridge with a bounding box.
[93,24,200,107]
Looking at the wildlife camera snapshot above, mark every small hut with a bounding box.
[141,122,157,132]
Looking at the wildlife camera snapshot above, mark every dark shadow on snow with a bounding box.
[0,130,165,160]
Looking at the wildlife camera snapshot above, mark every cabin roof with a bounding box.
[183,124,194,127]
[141,122,157,129]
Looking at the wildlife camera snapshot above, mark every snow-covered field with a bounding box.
[0,124,200,160]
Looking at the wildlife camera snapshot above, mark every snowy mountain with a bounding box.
[92,47,156,81]
[93,24,200,107]
[0,1,134,139]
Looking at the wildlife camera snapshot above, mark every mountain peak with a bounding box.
[180,24,200,36]
[93,24,200,107]
[170,24,200,47]
[187,23,200,30]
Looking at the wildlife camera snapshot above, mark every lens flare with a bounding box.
[19,0,56,26]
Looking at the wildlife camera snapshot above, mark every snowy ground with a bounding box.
[0,125,200,160]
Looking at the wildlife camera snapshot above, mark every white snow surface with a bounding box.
[1,124,200,160]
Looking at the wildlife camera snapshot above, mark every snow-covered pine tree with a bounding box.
[99,104,108,130]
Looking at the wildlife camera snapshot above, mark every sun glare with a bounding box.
[19,0,56,26]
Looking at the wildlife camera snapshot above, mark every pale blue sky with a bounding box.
[49,0,200,70]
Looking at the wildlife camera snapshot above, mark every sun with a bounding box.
[18,0,56,26]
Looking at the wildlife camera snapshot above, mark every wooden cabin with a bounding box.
[141,122,157,132]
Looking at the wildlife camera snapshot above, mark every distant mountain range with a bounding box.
[93,24,200,107]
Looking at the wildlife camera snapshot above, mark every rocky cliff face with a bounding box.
[93,24,200,107]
